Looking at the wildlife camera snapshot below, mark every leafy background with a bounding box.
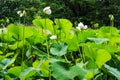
[1,0,120,28]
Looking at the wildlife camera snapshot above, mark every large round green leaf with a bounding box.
[50,42,68,56]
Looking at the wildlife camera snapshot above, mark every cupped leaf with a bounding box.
[50,42,68,56]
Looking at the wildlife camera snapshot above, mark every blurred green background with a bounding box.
[0,0,120,28]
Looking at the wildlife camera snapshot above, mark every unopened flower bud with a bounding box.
[43,6,51,15]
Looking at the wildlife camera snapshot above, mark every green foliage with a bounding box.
[1,0,120,28]
[0,18,120,80]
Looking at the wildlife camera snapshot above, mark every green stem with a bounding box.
[77,41,82,59]
[45,18,51,80]
[81,31,85,63]
[76,31,83,60]
[22,26,25,66]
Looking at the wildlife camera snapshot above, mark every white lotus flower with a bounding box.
[50,35,57,40]
[76,22,88,30]
[78,22,84,28]
[17,10,26,17]
[43,6,51,15]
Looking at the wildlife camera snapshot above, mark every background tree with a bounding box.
[0,0,120,28]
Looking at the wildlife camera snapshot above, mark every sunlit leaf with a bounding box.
[95,49,111,68]
[33,18,54,33]
[55,19,72,35]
